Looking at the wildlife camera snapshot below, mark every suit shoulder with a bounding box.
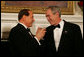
[10,25,19,32]
[10,24,23,34]
[65,21,80,29]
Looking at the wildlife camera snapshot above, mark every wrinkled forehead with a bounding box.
[46,9,52,15]
[28,11,33,16]
[28,11,33,14]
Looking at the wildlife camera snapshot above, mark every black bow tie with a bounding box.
[27,28,30,32]
[52,24,60,30]
[27,28,34,38]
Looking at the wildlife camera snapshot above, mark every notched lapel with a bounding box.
[57,21,68,51]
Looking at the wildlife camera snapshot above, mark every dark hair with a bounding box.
[18,9,30,21]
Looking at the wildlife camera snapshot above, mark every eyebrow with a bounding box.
[46,15,50,17]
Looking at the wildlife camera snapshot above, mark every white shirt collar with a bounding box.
[58,19,64,28]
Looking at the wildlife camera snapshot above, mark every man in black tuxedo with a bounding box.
[8,9,46,56]
[40,6,83,56]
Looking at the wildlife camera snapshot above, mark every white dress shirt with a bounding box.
[19,22,41,45]
[53,20,64,51]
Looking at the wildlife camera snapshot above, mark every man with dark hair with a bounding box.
[8,9,46,56]
[18,9,30,20]
[40,6,83,56]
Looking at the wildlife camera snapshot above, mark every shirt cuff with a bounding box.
[34,36,41,45]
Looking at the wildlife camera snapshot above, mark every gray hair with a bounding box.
[47,6,61,17]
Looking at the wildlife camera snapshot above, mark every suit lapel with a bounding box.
[46,26,55,45]
[58,21,68,51]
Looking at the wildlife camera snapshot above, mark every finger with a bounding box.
[41,28,46,31]
[43,30,46,32]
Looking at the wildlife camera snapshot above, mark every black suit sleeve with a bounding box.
[73,25,83,56]
[9,30,40,56]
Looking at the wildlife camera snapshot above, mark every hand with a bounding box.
[35,27,46,41]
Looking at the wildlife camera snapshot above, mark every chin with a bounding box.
[51,23,54,25]
[28,25,32,27]
[30,25,32,27]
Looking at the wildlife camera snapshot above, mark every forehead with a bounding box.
[28,11,33,15]
[46,9,52,14]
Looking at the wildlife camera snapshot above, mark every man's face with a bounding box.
[46,9,58,25]
[24,11,35,27]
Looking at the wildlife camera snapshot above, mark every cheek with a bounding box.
[47,17,51,21]
[25,18,30,24]
[30,19,33,23]
[47,17,49,21]
[29,18,34,24]
[52,16,56,21]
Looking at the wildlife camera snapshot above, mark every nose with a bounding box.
[47,17,50,20]
[33,18,35,22]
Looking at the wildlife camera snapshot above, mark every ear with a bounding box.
[20,15,26,22]
[23,15,26,19]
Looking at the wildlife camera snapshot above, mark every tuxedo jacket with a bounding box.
[8,23,40,56]
[40,20,83,56]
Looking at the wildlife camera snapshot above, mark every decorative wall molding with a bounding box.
[1,13,83,39]
[1,13,83,23]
